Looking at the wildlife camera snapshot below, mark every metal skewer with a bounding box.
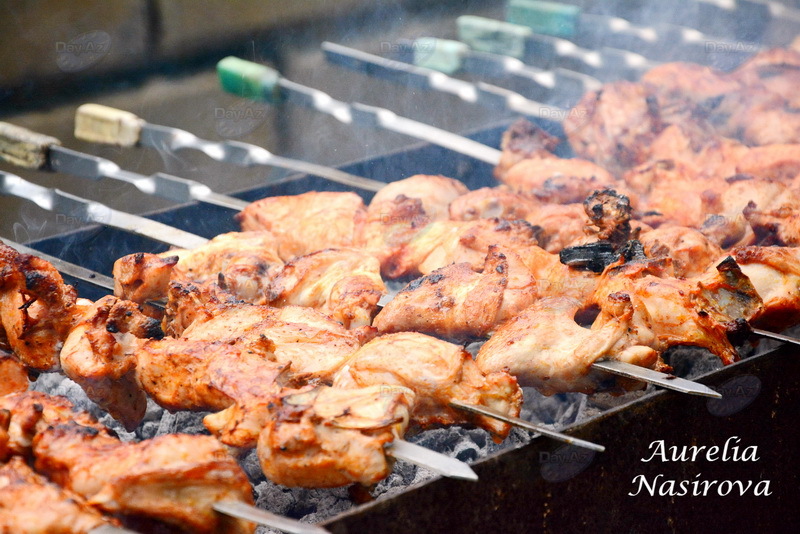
[503,0,763,65]
[457,16,655,82]
[391,37,603,96]
[89,525,140,534]
[216,56,502,166]
[212,502,330,534]
[73,104,385,194]
[449,400,605,452]
[322,41,575,120]
[751,328,800,347]
[0,169,207,249]
[591,360,721,398]
[0,120,247,211]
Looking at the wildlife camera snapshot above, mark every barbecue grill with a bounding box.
[1,1,799,533]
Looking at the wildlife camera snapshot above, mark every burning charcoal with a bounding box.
[559,241,619,272]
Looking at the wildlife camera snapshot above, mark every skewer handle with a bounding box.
[75,104,144,147]
[0,122,60,169]
[506,0,580,39]
[217,56,283,103]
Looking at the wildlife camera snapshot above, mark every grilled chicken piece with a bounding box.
[735,144,800,181]
[257,385,413,488]
[731,48,800,107]
[332,332,522,440]
[449,186,540,221]
[0,391,106,459]
[500,155,624,205]
[114,231,284,305]
[0,352,28,396]
[525,203,588,253]
[34,423,255,534]
[237,191,366,261]
[0,457,116,534]
[386,218,541,278]
[744,206,800,246]
[374,246,539,340]
[113,252,178,304]
[564,81,662,175]
[477,296,661,395]
[0,242,81,371]
[642,62,741,104]
[591,256,762,366]
[359,175,468,275]
[731,246,800,329]
[167,231,283,304]
[266,248,385,329]
[60,295,163,431]
[368,175,468,222]
[638,226,724,278]
[494,118,560,181]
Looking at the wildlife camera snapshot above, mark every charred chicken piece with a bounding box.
[386,218,541,278]
[731,48,800,107]
[257,385,413,488]
[113,251,178,304]
[332,332,522,441]
[237,191,366,261]
[0,456,117,534]
[33,423,255,534]
[591,256,762,366]
[374,246,538,341]
[266,248,385,329]
[476,296,661,395]
[0,242,81,371]
[368,174,468,222]
[735,144,800,182]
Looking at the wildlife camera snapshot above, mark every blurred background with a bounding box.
[0,0,510,241]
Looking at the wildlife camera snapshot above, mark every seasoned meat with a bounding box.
[0,457,115,534]
[237,191,366,261]
[266,248,385,329]
[257,385,413,488]
[494,118,560,180]
[449,186,540,222]
[332,332,522,440]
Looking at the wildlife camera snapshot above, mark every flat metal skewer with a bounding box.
[322,41,576,120]
[591,360,721,398]
[503,0,763,65]
[73,104,385,194]
[751,328,800,347]
[0,169,207,249]
[212,502,330,534]
[387,439,478,481]
[216,56,502,166]
[0,120,248,211]
[89,525,141,534]
[391,37,603,97]
[457,16,655,82]
[449,400,605,452]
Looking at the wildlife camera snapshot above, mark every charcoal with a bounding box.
[559,241,619,272]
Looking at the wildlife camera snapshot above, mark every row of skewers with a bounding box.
[3,16,800,533]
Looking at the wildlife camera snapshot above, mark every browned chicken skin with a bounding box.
[0,242,81,371]
[257,385,413,488]
[332,332,522,440]
[266,247,385,329]
[0,457,116,534]
[238,191,366,261]
[34,423,255,534]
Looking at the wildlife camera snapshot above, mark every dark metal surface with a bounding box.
[323,344,800,533]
